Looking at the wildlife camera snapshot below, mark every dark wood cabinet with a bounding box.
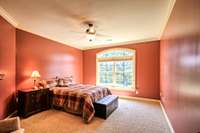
[18,88,50,117]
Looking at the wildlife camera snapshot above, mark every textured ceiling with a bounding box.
[0,0,175,50]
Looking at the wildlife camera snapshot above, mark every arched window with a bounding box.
[96,48,136,90]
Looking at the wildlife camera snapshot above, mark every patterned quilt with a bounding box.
[51,84,112,123]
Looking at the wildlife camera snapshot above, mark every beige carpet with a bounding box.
[21,98,171,133]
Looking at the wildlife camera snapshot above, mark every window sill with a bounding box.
[97,84,136,91]
[108,86,135,92]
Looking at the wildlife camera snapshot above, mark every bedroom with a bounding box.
[0,0,199,133]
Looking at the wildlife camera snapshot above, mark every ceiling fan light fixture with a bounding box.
[87,33,95,42]
[86,27,96,34]
[89,26,96,34]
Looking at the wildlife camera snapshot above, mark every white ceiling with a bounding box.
[0,0,175,50]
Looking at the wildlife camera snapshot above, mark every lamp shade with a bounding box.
[31,70,40,78]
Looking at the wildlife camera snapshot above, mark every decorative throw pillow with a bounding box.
[38,80,49,88]
[46,80,57,88]
[63,79,72,86]
[63,76,73,84]
[57,78,64,87]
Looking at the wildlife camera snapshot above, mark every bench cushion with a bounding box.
[94,95,118,119]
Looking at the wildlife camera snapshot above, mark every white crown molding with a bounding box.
[0,6,18,27]
[159,0,176,39]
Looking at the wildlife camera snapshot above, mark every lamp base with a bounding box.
[33,86,39,90]
[33,79,39,90]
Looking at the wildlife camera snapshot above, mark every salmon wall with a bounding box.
[0,16,16,119]
[16,29,83,90]
[160,0,200,132]
[83,41,160,99]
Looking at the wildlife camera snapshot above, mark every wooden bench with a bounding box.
[94,95,118,119]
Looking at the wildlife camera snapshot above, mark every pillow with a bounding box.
[54,76,73,87]
[57,78,64,87]
[38,80,49,89]
[64,76,73,82]
[46,80,57,88]
[63,78,73,86]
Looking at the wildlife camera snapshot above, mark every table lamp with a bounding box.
[31,70,40,89]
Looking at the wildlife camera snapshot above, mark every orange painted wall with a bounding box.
[83,41,160,99]
[16,29,83,90]
[160,0,200,132]
[0,16,16,119]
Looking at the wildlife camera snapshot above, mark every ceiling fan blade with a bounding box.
[73,35,86,42]
[92,35,112,42]
[96,33,111,38]
[69,30,85,34]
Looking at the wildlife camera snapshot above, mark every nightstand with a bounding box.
[18,88,50,118]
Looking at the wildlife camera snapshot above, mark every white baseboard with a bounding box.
[119,95,160,103]
[160,102,175,133]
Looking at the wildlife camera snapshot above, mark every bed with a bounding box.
[49,83,112,123]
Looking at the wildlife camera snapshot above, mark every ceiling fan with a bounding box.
[72,21,112,42]
[85,23,96,42]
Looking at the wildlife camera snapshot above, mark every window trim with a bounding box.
[96,48,136,91]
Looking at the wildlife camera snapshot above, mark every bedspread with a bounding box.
[51,84,112,123]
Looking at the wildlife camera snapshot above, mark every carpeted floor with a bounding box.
[21,98,171,133]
